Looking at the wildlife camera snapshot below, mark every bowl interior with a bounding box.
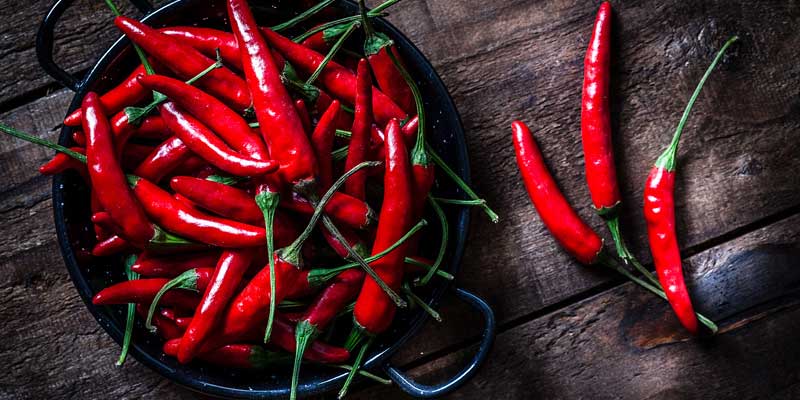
[53,0,470,397]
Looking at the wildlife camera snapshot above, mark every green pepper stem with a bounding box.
[426,144,499,223]
[305,22,359,86]
[599,252,718,334]
[281,161,382,266]
[292,0,399,43]
[306,219,427,286]
[272,0,336,32]
[432,197,486,206]
[145,269,200,330]
[116,255,139,366]
[604,216,660,288]
[656,36,738,171]
[291,320,319,400]
[386,46,430,168]
[256,190,281,342]
[337,338,373,399]
[0,123,86,163]
[415,196,448,286]
[403,283,442,322]
[332,364,391,385]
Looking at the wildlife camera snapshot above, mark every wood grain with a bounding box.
[0,0,798,399]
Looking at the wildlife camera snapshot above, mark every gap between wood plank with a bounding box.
[392,202,800,373]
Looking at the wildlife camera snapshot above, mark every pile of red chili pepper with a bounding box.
[513,2,738,335]
[0,0,499,398]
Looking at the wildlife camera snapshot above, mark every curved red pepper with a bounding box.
[581,1,620,213]
[136,304,183,340]
[353,119,413,335]
[343,59,372,200]
[64,65,149,127]
[39,146,87,180]
[512,120,603,265]
[261,29,407,125]
[83,92,155,247]
[92,278,201,310]
[114,16,251,111]
[227,0,317,187]
[165,340,284,369]
[130,176,271,248]
[137,75,269,160]
[368,47,414,114]
[310,100,342,189]
[92,235,133,257]
[131,251,220,277]
[159,102,277,177]
[178,249,256,364]
[133,136,193,183]
[280,191,376,230]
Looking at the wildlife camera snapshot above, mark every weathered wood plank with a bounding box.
[354,213,800,399]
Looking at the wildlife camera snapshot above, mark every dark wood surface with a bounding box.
[1,0,798,399]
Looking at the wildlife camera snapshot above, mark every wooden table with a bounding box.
[1,0,798,398]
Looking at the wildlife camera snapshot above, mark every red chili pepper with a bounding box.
[301,30,331,53]
[39,146,87,179]
[280,191,376,230]
[114,16,251,111]
[343,59,373,200]
[71,131,86,146]
[129,176,270,248]
[91,211,118,236]
[512,120,603,264]
[322,226,367,260]
[133,136,193,183]
[137,75,269,160]
[351,119,413,335]
[131,251,220,277]
[581,2,620,214]
[174,316,192,329]
[310,100,341,189]
[64,65,149,127]
[159,102,277,177]
[92,235,133,257]
[291,268,363,397]
[177,249,255,363]
[169,177,300,243]
[356,0,414,114]
[136,304,183,340]
[228,0,318,188]
[294,99,312,135]
[83,92,155,247]
[112,113,168,141]
[164,339,285,369]
[92,279,201,310]
[159,26,243,71]
[170,155,209,177]
[644,36,736,335]
[261,29,407,125]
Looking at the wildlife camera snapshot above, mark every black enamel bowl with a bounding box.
[38,0,495,398]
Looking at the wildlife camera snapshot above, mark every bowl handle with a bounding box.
[382,287,496,398]
[36,0,155,92]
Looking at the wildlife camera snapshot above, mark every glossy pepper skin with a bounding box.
[228,0,318,187]
[131,251,220,277]
[311,100,342,189]
[177,249,256,364]
[130,177,270,248]
[169,177,300,241]
[159,26,243,71]
[512,120,603,265]
[353,119,413,334]
[64,65,149,127]
[133,136,192,183]
[83,92,155,247]
[92,279,201,311]
[581,1,621,213]
[114,16,251,111]
[261,29,407,126]
[137,75,268,159]
[644,167,698,334]
[343,60,373,200]
[136,304,184,340]
[159,102,277,177]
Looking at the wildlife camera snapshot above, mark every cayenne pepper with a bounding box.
[343,59,373,200]
[644,37,737,334]
[64,64,149,127]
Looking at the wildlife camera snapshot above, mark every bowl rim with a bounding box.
[51,0,472,397]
